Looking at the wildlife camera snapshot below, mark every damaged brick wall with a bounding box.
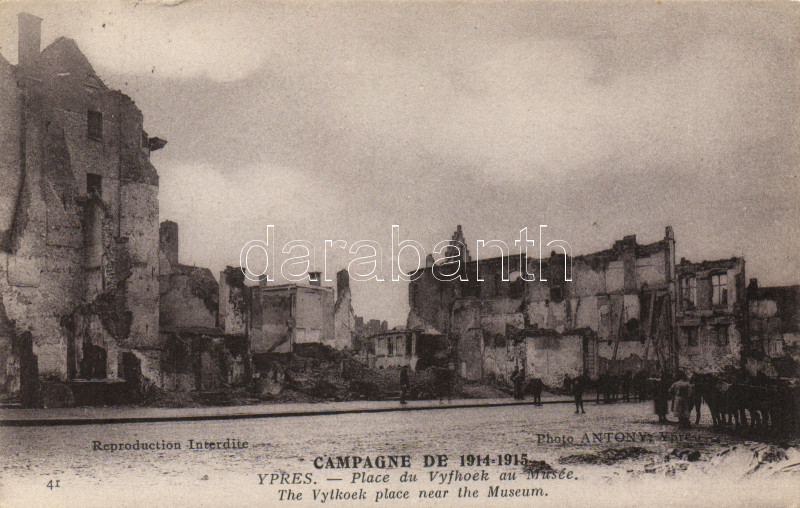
[159,264,218,329]
[294,287,335,346]
[255,290,293,354]
[0,57,23,252]
[525,333,584,389]
[250,282,335,355]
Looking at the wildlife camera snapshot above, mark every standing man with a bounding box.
[510,366,521,400]
[531,378,543,405]
[516,365,525,401]
[670,371,694,428]
[653,372,671,423]
[400,365,410,405]
[621,371,632,402]
[572,373,586,414]
[445,361,455,403]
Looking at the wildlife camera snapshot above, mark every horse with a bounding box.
[596,373,620,404]
[632,370,650,401]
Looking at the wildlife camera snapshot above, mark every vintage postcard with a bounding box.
[0,1,799,506]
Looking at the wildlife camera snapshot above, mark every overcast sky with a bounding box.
[1,1,798,326]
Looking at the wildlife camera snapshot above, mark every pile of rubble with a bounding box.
[137,343,512,406]
[708,443,800,477]
[249,343,508,403]
[632,443,800,478]
[559,447,654,466]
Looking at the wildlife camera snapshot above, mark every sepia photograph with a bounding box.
[0,0,799,506]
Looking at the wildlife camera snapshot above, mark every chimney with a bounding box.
[336,269,350,296]
[745,279,758,300]
[159,221,179,266]
[18,13,42,68]
[309,271,322,287]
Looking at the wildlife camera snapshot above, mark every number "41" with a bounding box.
[46,480,61,490]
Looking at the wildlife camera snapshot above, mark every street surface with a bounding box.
[1,401,797,507]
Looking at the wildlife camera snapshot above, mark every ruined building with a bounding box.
[0,15,165,403]
[217,267,356,363]
[675,257,747,374]
[361,326,447,371]
[251,273,335,354]
[157,222,250,392]
[407,226,753,387]
[747,280,800,377]
[158,220,218,331]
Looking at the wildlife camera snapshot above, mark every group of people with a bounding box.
[510,366,544,404]
[399,363,454,405]
[401,362,696,428]
[567,369,695,424]
[653,370,695,428]
[567,369,696,425]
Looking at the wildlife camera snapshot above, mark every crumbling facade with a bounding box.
[220,268,358,358]
[156,224,250,392]
[747,280,800,377]
[408,226,687,386]
[247,274,335,354]
[367,329,417,369]
[675,257,747,374]
[159,221,218,330]
[0,15,164,401]
[408,226,760,386]
[362,327,447,371]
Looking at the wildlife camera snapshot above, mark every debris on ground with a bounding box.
[559,447,654,465]
[710,444,800,477]
[635,444,800,478]
[523,460,557,475]
[668,448,702,462]
[138,343,513,407]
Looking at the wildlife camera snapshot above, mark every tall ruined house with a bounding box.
[0,14,165,401]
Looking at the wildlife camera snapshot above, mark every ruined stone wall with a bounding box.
[480,343,515,382]
[407,229,676,381]
[371,332,417,370]
[159,331,249,392]
[333,269,355,350]
[253,288,293,354]
[747,285,800,376]
[294,287,335,346]
[677,323,741,374]
[676,258,746,373]
[333,298,354,350]
[408,271,451,333]
[526,334,583,388]
[0,41,161,397]
[218,267,247,336]
[451,299,482,380]
[0,59,22,251]
[159,266,218,329]
[120,181,160,349]
[1,97,89,381]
